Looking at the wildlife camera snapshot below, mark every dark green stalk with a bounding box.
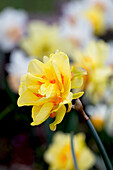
[70,133,79,170]
[86,119,112,170]
[73,99,113,170]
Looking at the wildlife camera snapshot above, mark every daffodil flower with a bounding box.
[0,7,28,51]
[17,51,86,131]
[73,41,112,103]
[44,132,95,170]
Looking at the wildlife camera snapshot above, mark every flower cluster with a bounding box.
[0,4,113,169]
[61,0,113,38]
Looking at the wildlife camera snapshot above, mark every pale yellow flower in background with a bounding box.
[84,7,106,35]
[73,40,112,103]
[44,132,95,170]
[21,21,74,61]
[17,51,86,131]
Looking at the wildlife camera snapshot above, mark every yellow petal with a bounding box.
[51,52,70,78]
[51,52,71,92]
[71,77,83,89]
[28,85,40,93]
[31,102,54,125]
[19,75,27,95]
[71,66,87,77]
[26,72,44,86]
[17,89,39,106]
[73,92,84,99]
[67,102,72,112]
[52,59,63,91]
[62,92,73,104]
[49,105,66,131]
[18,89,52,106]
[28,59,45,75]
[46,83,60,98]
[44,60,55,80]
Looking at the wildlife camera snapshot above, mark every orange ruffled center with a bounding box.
[33,73,66,118]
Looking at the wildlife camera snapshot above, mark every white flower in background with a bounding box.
[60,1,94,48]
[85,0,113,29]
[6,50,32,93]
[86,104,107,131]
[0,7,28,52]
[59,16,94,48]
[61,0,85,18]
[105,106,113,137]
[61,0,113,36]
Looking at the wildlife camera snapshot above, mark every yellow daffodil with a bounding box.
[17,51,86,131]
[21,21,74,61]
[73,40,112,103]
[84,7,106,35]
[44,132,95,170]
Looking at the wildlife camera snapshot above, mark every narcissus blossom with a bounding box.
[44,132,95,170]
[85,0,113,31]
[17,51,86,131]
[61,0,113,36]
[84,6,106,35]
[21,21,75,61]
[0,7,28,51]
[73,41,112,103]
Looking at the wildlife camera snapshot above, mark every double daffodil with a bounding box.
[17,51,86,131]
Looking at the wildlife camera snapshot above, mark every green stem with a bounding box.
[86,119,112,170]
[73,99,113,170]
[70,133,79,170]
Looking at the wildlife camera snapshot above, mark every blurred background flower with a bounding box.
[0,7,28,52]
[21,21,75,61]
[5,50,32,93]
[72,40,112,103]
[44,132,95,170]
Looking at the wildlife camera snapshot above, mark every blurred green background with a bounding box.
[0,0,71,13]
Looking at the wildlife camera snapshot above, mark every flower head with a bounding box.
[59,16,93,48]
[73,40,112,103]
[85,0,113,30]
[44,132,95,170]
[17,51,86,131]
[60,1,93,48]
[84,6,106,35]
[0,7,28,51]
[21,21,74,61]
